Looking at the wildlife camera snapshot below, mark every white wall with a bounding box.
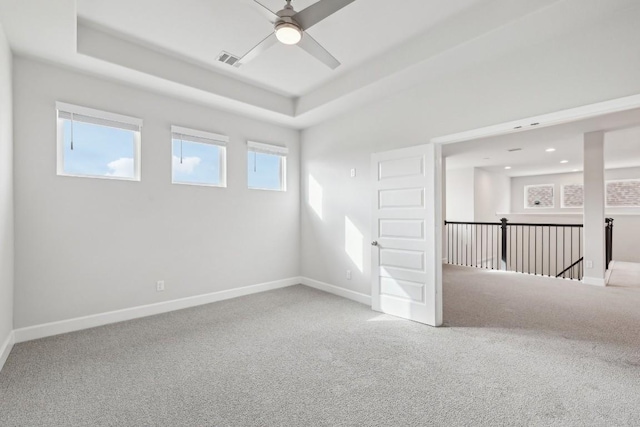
[445,168,474,221]
[446,167,509,222]
[300,6,640,296]
[13,58,300,328]
[0,23,14,349]
[474,168,510,222]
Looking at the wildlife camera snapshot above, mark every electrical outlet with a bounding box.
[586,260,593,269]
[156,280,165,292]
[346,270,352,280]
[350,168,356,178]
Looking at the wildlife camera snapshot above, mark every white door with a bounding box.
[371,144,443,326]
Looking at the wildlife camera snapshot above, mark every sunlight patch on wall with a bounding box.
[345,216,364,272]
[308,174,323,219]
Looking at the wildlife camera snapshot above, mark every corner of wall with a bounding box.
[0,331,15,373]
[296,127,304,278]
[0,20,15,371]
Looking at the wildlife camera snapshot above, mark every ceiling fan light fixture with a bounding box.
[275,22,302,45]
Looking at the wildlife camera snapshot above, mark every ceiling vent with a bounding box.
[217,51,241,67]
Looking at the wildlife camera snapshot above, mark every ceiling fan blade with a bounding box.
[252,0,278,23]
[298,32,340,69]
[238,33,278,66]
[294,0,357,30]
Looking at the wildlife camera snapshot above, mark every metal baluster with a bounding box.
[475,224,478,268]
[455,224,458,265]
[515,225,518,273]
[548,226,551,277]
[554,225,558,278]
[466,224,469,266]
[541,226,545,276]
[533,227,538,274]
[480,224,483,268]
[570,227,574,279]
[485,225,488,269]
[562,227,567,278]
[448,224,451,264]
[493,225,495,270]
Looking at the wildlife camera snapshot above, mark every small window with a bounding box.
[56,102,142,180]
[171,126,227,187]
[247,141,287,191]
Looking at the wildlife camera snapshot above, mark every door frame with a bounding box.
[397,93,640,326]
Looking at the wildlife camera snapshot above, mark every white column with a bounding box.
[582,131,606,286]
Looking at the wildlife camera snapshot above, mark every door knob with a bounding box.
[371,241,378,246]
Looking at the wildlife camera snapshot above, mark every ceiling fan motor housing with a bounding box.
[274,2,303,44]
[275,3,299,27]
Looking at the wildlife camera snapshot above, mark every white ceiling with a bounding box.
[444,108,640,177]
[77,0,484,97]
[1,0,638,128]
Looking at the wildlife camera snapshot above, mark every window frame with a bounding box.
[171,125,228,188]
[56,102,142,181]
[247,141,288,192]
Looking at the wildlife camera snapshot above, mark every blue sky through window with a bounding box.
[61,119,284,189]
[172,139,222,186]
[248,152,283,191]
[62,120,135,178]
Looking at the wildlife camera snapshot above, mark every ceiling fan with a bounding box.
[236,0,356,69]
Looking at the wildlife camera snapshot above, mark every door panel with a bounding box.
[379,248,425,271]
[379,156,424,180]
[379,219,425,240]
[371,144,442,326]
[380,277,425,302]
[379,266,426,284]
[378,188,425,209]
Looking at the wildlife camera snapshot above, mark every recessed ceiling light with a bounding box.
[560,160,569,164]
[572,169,580,172]
[504,166,512,170]
[546,148,556,152]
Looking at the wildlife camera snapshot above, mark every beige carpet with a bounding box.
[1,265,640,426]
[608,261,640,288]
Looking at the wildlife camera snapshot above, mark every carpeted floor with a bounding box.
[608,261,640,289]
[1,265,640,426]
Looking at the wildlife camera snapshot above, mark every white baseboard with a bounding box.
[301,277,371,306]
[0,331,15,373]
[582,276,606,287]
[14,277,302,344]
